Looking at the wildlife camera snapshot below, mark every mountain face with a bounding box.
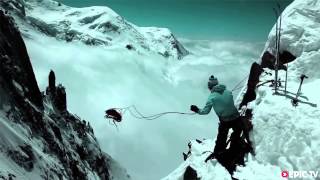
[0,10,130,180]
[1,0,189,59]
[163,0,320,179]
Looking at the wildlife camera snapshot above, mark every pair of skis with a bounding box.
[273,3,283,94]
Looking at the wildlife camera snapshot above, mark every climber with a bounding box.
[190,75,244,161]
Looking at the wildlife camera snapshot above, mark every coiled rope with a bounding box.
[105,105,196,129]
[105,74,254,128]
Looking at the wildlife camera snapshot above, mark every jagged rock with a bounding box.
[260,51,276,69]
[0,10,43,109]
[49,122,63,142]
[171,34,189,60]
[78,13,106,25]
[46,70,67,112]
[7,144,35,172]
[0,173,16,180]
[48,70,56,93]
[97,21,120,33]
[0,0,25,17]
[239,62,263,108]
[183,166,199,180]
[261,50,296,70]
[70,160,87,180]
[126,44,134,50]
[54,84,67,112]
[76,144,88,160]
[27,16,59,37]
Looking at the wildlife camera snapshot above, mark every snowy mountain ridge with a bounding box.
[0,10,130,180]
[163,0,320,179]
[1,0,189,59]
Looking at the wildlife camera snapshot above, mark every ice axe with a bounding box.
[292,74,308,107]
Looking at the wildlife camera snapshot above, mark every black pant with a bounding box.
[213,117,243,155]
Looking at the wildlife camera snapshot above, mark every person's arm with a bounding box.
[198,96,214,115]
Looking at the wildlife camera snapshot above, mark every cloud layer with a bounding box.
[25,33,263,180]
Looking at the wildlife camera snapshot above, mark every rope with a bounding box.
[107,74,252,122]
[232,85,246,92]
[106,74,256,122]
[231,74,249,92]
[112,105,196,121]
[232,70,276,91]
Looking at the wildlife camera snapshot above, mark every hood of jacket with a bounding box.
[211,84,226,94]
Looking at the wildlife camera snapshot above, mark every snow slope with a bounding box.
[3,0,189,59]
[163,0,320,179]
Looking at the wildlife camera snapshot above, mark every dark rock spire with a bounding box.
[49,69,56,92]
[46,70,67,112]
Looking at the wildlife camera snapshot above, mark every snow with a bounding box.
[233,77,320,180]
[264,0,320,80]
[162,140,232,180]
[165,0,320,179]
[0,112,64,179]
[21,0,188,59]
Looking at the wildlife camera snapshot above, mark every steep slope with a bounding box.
[1,0,189,59]
[163,0,320,179]
[0,10,130,180]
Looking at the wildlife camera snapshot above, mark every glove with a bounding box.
[190,105,199,113]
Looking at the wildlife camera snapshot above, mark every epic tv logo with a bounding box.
[281,170,319,178]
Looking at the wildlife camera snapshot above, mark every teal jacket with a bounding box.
[198,84,240,122]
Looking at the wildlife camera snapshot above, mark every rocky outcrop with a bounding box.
[239,62,264,108]
[260,50,296,71]
[0,10,42,109]
[0,10,44,140]
[0,10,124,180]
[46,70,67,112]
[183,166,199,180]
[0,0,25,17]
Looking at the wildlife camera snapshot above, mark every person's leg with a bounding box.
[243,118,252,142]
[205,121,231,162]
[213,121,230,155]
[242,117,254,154]
[230,118,242,143]
[229,117,255,155]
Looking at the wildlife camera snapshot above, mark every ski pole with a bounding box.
[273,7,279,94]
[292,74,308,106]
[295,74,308,99]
